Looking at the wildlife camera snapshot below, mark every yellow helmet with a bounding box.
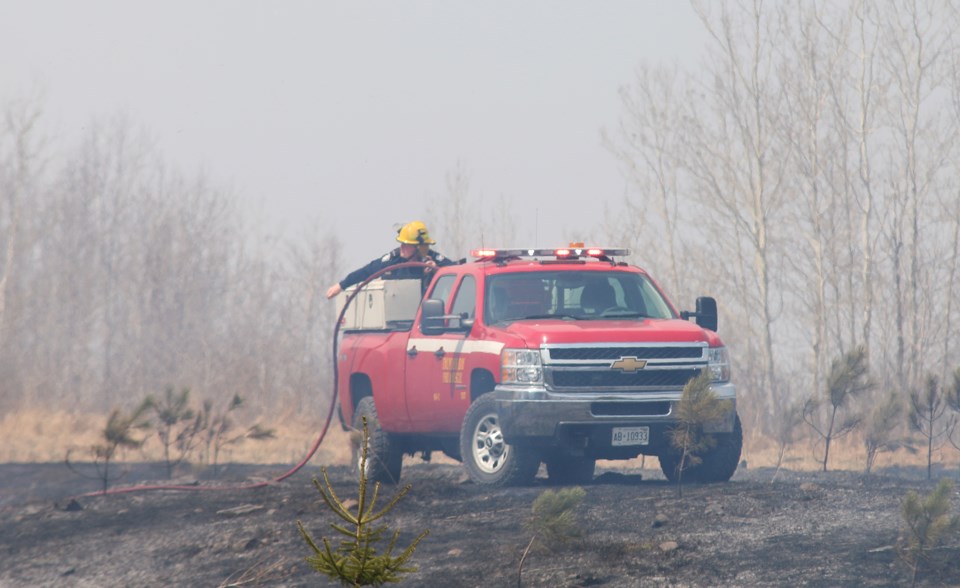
[396,220,436,245]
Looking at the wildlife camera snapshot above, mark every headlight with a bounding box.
[501,348,543,385]
[707,346,731,382]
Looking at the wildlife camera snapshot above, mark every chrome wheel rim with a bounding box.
[471,413,508,474]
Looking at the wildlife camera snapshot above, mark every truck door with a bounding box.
[405,274,476,432]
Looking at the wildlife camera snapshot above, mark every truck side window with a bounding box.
[428,274,457,307]
[450,275,477,319]
[487,276,549,322]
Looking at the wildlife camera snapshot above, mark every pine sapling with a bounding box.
[863,390,913,474]
[151,386,205,478]
[668,370,731,497]
[942,367,960,476]
[909,375,952,480]
[201,394,275,472]
[297,416,428,587]
[518,486,586,587]
[802,346,872,472]
[899,479,960,587]
[65,397,153,493]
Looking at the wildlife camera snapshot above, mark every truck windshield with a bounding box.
[484,270,675,324]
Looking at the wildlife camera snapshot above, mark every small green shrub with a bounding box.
[518,486,586,586]
[65,397,153,493]
[201,393,275,471]
[803,346,872,472]
[899,479,960,587]
[297,417,428,586]
[668,370,731,496]
[151,386,203,478]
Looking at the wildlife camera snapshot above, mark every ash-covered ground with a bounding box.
[1,461,958,587]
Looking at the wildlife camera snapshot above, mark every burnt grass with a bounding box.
[1,461,959,587]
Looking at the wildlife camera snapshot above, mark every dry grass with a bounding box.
[0,409,354,466]
[2,409,958,475]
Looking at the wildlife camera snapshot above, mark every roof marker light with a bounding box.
[469,247,632,260]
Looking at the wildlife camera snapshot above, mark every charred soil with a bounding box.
[1,461,959,587]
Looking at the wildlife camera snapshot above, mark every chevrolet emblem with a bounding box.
[610,356,647,372]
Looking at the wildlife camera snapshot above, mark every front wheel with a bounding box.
[459,395,539,487]
[352,396,402,485]
[659,414,743,483]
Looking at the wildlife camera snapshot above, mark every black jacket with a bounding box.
[338,247,455,291]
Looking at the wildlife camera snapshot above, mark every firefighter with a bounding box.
[325,220,455,299]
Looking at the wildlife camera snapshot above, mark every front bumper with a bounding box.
[493,381,737,442]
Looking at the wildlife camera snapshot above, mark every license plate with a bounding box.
[611,426,649,446]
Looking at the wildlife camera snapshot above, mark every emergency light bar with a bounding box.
[470,246,630,260]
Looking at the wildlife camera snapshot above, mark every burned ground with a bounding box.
[1,461,959,587]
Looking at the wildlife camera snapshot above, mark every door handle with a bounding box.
[407,346,418,357]
[434,347,445,358]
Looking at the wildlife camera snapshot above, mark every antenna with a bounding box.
[534,207,539,247]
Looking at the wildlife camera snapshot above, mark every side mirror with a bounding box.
[695,296,718,332]
[420,299,445,336]
[420,299,474,336]
[681,296,718,332]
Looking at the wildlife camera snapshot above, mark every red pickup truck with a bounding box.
[336,247,741,487]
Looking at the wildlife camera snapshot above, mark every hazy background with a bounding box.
[1,0,705,269]
[3,1,960,468]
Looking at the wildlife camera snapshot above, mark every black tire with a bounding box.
[352,396,402,485]
[659,414,743,484]
[459,395,539,487]
[545,452,595,485]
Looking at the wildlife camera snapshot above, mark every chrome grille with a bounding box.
[548,346,703,361]
[543,343,707,392]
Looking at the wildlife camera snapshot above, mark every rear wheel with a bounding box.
[352,397,402,485]
[659,414,742,483]
[459,395,539,486]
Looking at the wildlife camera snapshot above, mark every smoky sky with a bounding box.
[0,0,705,270]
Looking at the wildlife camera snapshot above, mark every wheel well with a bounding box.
[350,373,373,410]
[470,369,496,402]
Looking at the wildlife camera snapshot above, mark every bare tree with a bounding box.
[0,108,346,420]
[603,65,687,297]
[0,99,44,350]
[482,194,519,250]
[879,1,958,393]
[683,0,794,430]
[284,223,342,413]
[604,0,960,445]
[848,2,886,363]
[426,160,478,261]
[776,2,852,396]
